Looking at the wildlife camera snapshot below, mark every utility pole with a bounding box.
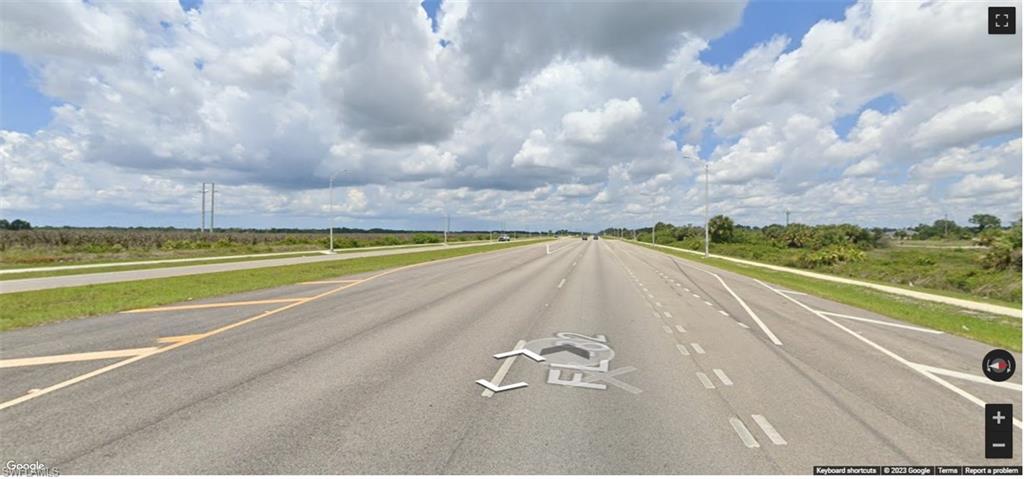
[785,209,790,226]
[328,170,347,252]
[200,183,207,233]
[943,212,949,237]
[704,163,709,258]
[210,183,215,232]
[652,195,656,244]
[444,212,450,244]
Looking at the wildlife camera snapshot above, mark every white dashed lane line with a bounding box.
[663,311,673,318]
[718,310,730,317]
[690,343,705,354]
[730,417,760,448]
[697,372,715,389]
[737,322,750,329]
[752,414,788,445]
[675,325,687,333]
[713,368,733,386]
[676,344,690,356]
[557,278,566,289]
[662,325,673,334]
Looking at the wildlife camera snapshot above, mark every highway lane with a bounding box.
[0,239,523,294]
[0,238,1020,474]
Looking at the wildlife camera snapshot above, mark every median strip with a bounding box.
[0,239,549,332]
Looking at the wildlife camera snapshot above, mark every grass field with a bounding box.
[0,239,549,332]
[636,242,1021,351]
[0,229,493,269]
[693,242,1021,305]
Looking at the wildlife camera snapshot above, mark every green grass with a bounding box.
[0,239,549,332]
[635,242,1021,351]
[0,242,478,280]
[688,242,1021,306]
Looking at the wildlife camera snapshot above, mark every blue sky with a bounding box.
[1,1,1020,230]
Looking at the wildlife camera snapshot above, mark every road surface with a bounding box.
[0,238,1020,474]
[0,240,514,294]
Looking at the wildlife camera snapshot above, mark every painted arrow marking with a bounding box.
[493,349,545,362]
[475,379,529,393]
[539,344,590,359]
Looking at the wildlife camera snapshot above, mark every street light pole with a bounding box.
[704,162,710,258]
[328,170,347,252]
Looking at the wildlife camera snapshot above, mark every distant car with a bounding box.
[497,235,511,242]
[593,235,599,240]
[582,235,588,240]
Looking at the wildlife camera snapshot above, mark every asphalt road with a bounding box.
[0,238,1020,474]
[0,240,508,294]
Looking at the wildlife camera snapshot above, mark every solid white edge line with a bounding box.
[913,363,1022,392]
[756,279,1023,431]
[751,414,787,445]
[712,274,783,346]
[817,311,943,334]
[482,339,526,398]
[729,417,760,448]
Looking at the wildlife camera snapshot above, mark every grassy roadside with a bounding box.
[0,241,482,280]
[634,242,1021,351]
[0,239,549,332]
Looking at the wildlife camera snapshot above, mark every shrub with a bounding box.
[796,245,866,268]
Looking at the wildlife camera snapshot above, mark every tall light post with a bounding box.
[703,162,710,258]
[328,170,348,252]
[677,153,706,257]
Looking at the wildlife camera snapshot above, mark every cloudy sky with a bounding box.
[1,0,1021,231]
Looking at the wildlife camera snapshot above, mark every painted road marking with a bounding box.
[662,325,673,334]
[655,302,663,307]
[703,300,713,306]
[0,243,538,412]
[709,273,782,346]
[730,418,761,448]
[663,311,673,318]
[737,322,750,329]
[157,334,205,344]
[647,294,654,298]
[713,368,733,386]
[752,414,787,445]
[697,372,715,389]
[676,344,690,356]
[760,280,1023,430]
[123,298,311,313]
[483,339,528,398]
[683,287,690,292]
[818,311,943,334]
[642,287,649,292]
[691,293,700,299]
[300,280,361,285]
[913,364,1022,392]
[0,347,159,369]
[675,325,687,333]
[691,343,705,354]
[557,278,566,289]
[652,311,662,319]
[718,310,730,317]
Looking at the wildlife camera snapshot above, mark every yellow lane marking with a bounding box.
[122,298,312,313]
[0,242,539,411]
[157,334,206,344]
[300,280,361,285]
[0,347,160,369]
